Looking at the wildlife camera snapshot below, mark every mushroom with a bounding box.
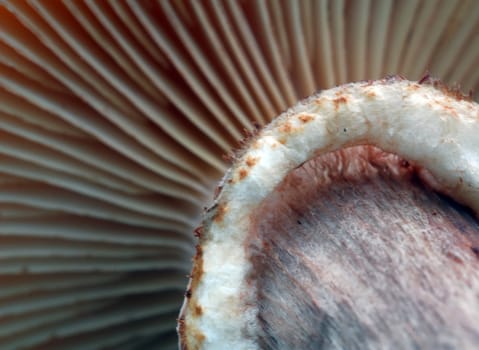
[0,0,478,349]
[179,78,479,349]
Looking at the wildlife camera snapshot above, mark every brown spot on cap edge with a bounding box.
[239,168,248,181]
[298,114,314,123]
[214,204,228,223]
[333,96,348,110]
[179,243,206,349]
[246,156,258,168]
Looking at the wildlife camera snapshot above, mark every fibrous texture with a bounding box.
[179,78,479,349]
[0,0,478,348]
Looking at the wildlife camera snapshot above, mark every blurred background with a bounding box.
[0,0,478,349]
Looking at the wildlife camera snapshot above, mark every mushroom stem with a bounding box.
[179,78,479,349]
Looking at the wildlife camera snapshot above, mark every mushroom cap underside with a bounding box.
[0,0,479,349]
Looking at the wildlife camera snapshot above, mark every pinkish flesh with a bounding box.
[247,145,479,350]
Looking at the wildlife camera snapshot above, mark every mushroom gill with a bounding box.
[0,1,478,349]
